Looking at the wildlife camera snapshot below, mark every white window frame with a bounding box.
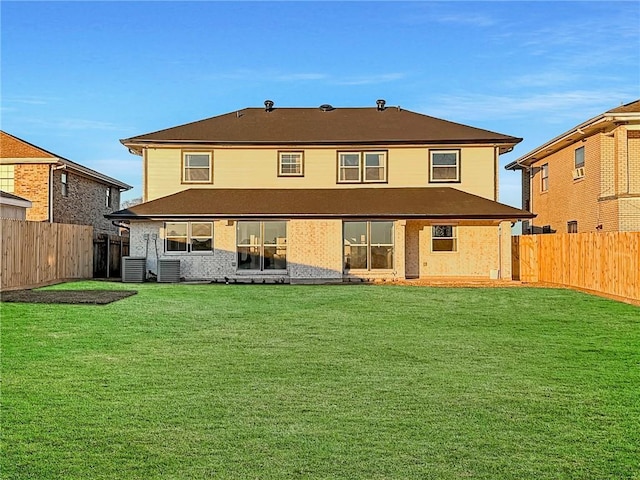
[164,222,214,254]
[541,163,549,192]
[343,221,394,271]
[278,151,304,177]
[0,165,15,193]
[429,150,460,183]
[431,225,457,252]
[61,172,68,197]
[337,151,387,183]
[182,152,212,184]
[106,187,111,208]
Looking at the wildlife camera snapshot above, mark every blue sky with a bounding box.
[2,1,639,207]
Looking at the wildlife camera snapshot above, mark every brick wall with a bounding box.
[14,164,50,221]
[52,169,121,234]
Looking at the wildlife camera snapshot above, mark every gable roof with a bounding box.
[505,99,640,170]
[107,187,533,221]
[0,131,132,190]
[121,105,522,153]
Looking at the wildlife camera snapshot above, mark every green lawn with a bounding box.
[2,282,639,479]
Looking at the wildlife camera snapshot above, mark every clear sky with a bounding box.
[2,1,639,207]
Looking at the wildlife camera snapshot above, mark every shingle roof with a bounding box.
[107,187,533,220]
[607,99,640,114]
[121,107,522,148]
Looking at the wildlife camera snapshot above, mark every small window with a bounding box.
[541,163,549,192]
[567,221,578,234]
[337,151,387,183]
[343,221,394,271]
[61,172,68,197]
[430,150,460,182]
[106,187,111,208]
[0,165,15,192]
[574,146,585,168]
[183,152,212,183]
[165,222,213,253]
[432,225,457,252]
[278,152,304,176]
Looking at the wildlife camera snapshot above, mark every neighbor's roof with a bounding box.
[121,105,522,153]
[0,190,33,208]
[107,187,534,221]
[0,131,132,190]
[505,99,640,170]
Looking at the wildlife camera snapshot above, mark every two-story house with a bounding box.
[505,99,640,234]
[0,131,132,234]
[108,100,533,283]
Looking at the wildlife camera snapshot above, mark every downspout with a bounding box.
[498,223,502,279]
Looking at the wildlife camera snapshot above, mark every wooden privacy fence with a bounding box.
[93,233,129,278]
[1,219,93,291]
[512,232,640,303]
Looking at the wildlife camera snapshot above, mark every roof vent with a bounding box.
[264,99,274,112]
[319,104,334,112]
[376,99,386,111]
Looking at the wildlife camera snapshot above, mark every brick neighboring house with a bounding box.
[506,100,640,234]
[108,100,533,283]
[0,131,132,234]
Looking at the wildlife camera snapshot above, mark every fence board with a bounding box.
[1,219,93,291]
[513,232,640,303]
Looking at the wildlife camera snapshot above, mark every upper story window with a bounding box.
[61,172,68,196]
[337,151,387,183]
[429,150,460,183]
[541,163,549,192]
[106,187,111,208]
[567,221,578,234]
[278,151,304,177]
[574,146,585,168]
[183,152,212,183]
[0,165,15,192]
[165,222,213,253]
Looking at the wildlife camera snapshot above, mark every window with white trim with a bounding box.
[541,163,549,192]
[165,222,213,253]
[338,151,387,183]
[432,225,457,252]
[183,152,212,183]
[343,221,394,271]
[237,221,287,271]
[0,165,15,192]
[278,152,304,176]
[429,150,460,182]
[106,187,111,208]
[61,172,68,197]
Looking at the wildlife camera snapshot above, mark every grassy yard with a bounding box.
[2,282,639,479]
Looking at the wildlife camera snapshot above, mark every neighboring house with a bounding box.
[0,190,32,220]
[505,100,640,234]
[108,100,533,283]
[0,131,132,234]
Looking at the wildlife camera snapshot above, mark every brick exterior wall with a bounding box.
[529,126,640,233]
[52,169,121,234]
[14,164,50,221]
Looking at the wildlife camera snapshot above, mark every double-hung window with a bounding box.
[61,172,68,196]
[0,165,15,192]
[165,222,213,253]
[574,147,585,168]
[429,150,460,182]
[338,151,387,183]
[278,152,304,176]
[183,152,212,183]
[106,187,111,208]
[541,163,549,192]
[343,221,394,271]
[237,221,287,271]
[432,225,457,252]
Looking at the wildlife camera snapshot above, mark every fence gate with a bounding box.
[93,234,130,278]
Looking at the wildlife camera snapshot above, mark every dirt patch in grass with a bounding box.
[1,290,137,305]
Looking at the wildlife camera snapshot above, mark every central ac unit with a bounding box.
[157,259,181,283]
[572,167,585,180]
[122,257,146,283]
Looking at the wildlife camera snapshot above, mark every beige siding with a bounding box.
[0,204,27,220]
[144,145,497,201]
